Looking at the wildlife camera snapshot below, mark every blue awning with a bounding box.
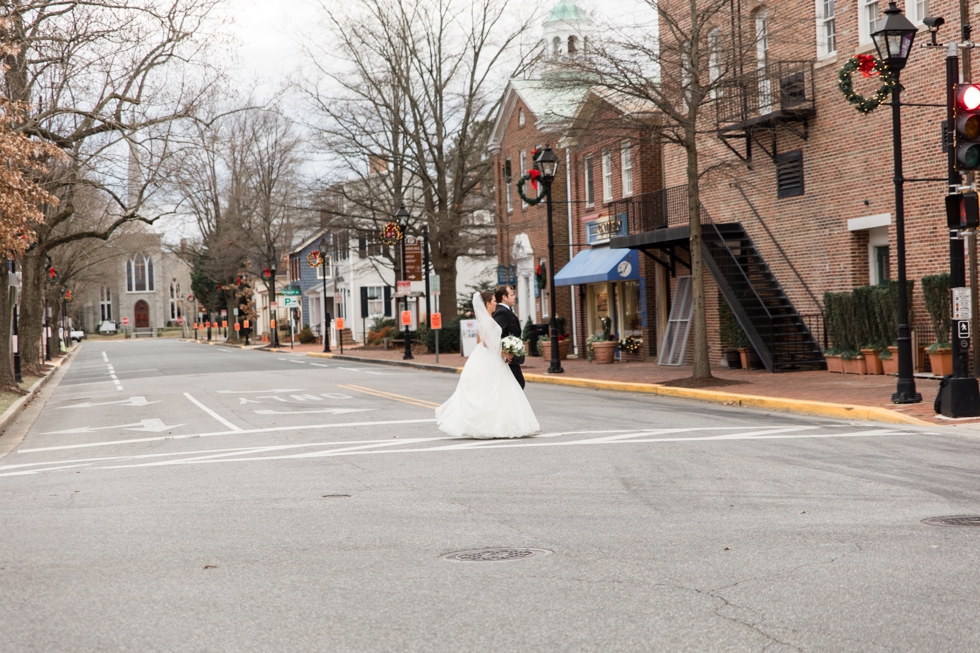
[554,247,639,286]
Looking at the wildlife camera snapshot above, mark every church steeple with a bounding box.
[542,1,594,61]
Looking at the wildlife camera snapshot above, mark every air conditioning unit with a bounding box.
[780,72,806,108]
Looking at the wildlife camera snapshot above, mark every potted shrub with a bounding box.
[841,349,867,374]
[922,273,952,376]
[823,291,847,372]
[718,297,747,369]
[589,317,617,364]
[618,335,644,362]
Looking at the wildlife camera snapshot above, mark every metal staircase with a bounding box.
[701,218,825,372]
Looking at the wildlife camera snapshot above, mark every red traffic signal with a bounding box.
[955,84,980,170]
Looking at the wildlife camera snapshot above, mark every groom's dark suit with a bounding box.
[493,304,525,390]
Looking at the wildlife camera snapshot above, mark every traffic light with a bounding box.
[955,84,980,170]
[945,192,980,229]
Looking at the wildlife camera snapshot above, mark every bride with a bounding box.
[435,290,540,439]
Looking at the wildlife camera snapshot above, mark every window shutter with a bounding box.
[775,150,804,198]
[360,286,369,318]
[383,286,392,316]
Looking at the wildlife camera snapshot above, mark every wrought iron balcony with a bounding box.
[607,185,691,237]
[715,60,816,129]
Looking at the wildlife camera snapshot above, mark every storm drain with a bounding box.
[441,548,552,562]
[922,515,980,527]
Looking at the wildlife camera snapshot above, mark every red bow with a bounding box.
[856,54,878,78]
[529,169,540,190]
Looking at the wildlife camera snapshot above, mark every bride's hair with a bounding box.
[475,290,494,311]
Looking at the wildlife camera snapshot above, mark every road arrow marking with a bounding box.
[43,419,185,435]
[253,408,374,415]
[58,396,159,409]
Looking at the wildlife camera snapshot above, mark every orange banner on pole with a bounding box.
[270,319,276,329]
[430,313,442,330]
[222,320,228,328]
[401,310,412,327]
[336,317,345,330]
[235,322,240,331]
[243,320,250,328]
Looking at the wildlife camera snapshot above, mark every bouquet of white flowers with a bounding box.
[501,335,526,357]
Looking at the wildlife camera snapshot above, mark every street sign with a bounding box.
[282,296,299,308]
[282,288,301,295]
[270,301,277,309]
[401,310,412,326]
[221,309,227,317]
[497,265,508,285]
[336,317,345,330]
[958,320,971,339]
[177,317,183,325]
[431,274,440,293]
[397,280,411,296]
[235,322,240,331]
[404,236,423,281]
[431,313,442,330]
[953,287,971,320]
[233,308,239,316]
[122,317,129,326]
[222,320,228,328]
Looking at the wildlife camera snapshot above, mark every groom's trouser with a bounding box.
[509,363,525,389]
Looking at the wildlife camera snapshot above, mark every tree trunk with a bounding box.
[50,294,63,356]
[225,294,240,343]
[433,257,458,322]
[20,250,45,375]
[686,133,712,379]
[0,263,19,393]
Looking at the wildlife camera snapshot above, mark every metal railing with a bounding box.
[715,60,816,126]
[610,185,690,235]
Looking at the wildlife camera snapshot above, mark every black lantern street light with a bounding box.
[265,265,279,348]
[872,2,920,404]
[395,204,414,360]
[318,237,331,353]
[534,145,563,374]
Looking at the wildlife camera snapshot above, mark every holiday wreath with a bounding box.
[379,221,403,246]
[838,54,896,114]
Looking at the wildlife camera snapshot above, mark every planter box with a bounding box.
[881,348,898,374]
[740,348,764,370]
[724,350,742,369]
[592,341,617,364]
[843,355,868,375]
[861,348,884,375]
[928,350,953,376]
[621,350,646,363]
[537,339,571,360]
[826,355,843,373]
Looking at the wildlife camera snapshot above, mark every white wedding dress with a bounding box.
[435,293,540,439]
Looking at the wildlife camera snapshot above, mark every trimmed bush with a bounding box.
[921,273,951,346]
[297,327,316,344]
[718,296,749,350]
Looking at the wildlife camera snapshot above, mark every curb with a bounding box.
[0,346,78,455]
[304,352,931,426]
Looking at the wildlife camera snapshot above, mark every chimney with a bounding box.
[368,154,388,176]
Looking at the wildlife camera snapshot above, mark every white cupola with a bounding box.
[541,0,594,61]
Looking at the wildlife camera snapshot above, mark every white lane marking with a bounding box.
[102,352,108,362]
[286,360,307,364]
[365,371,387,375]
[310,364,330,368]
[17,419,440,453]
[58,396,158,409]
[253,408,373,415]
[92,429,924,469]
[183,393,243,432]
[43,419,186,435]
[0,463,94,477]
[216,389,303,394]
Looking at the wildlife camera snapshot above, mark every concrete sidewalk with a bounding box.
[303,347,962,427]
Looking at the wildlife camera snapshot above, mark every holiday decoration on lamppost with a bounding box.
[263,265,279,347]
[313,239,331,353]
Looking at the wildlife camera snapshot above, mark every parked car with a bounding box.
[70,329,85,341]
[99,321,116,334]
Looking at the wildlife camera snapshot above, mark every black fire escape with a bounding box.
[715,60,816,165]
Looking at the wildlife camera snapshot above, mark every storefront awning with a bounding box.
[554,247,639,286]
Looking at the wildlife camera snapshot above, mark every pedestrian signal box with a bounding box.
[946,192,980,229]
[955,84,980,170]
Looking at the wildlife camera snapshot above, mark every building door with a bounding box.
[134,300,149,328]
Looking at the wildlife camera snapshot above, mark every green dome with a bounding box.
[545,1,588,22]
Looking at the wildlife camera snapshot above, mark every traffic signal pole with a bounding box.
[942,43,980,416]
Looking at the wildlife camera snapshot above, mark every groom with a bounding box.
[492,285,525,390]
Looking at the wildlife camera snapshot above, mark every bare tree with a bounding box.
[563,0,779,380]
[2,0,221,373]
[301,0,533,320]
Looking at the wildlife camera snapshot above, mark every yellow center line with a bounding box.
[339,384,441,410]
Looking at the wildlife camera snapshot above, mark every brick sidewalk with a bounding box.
[313,347,966,426]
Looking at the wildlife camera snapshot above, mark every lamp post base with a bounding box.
[547,364,564,374]
[891,389,922,404]
[403,327,413,360]
[939,376,980,417]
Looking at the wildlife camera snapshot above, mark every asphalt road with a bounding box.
[0,339,978,652]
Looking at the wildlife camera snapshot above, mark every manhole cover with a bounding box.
[922,515,980,527]
[441,548,552,562]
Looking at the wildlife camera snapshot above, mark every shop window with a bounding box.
[621,142,633,197]
[776,150,804,198]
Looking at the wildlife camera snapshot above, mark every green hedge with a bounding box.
[824,280,914,356]
[718,296,749,350]
[921,273,950,346]
[420,315,463,353]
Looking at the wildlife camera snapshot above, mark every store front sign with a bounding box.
[586,215,627,245]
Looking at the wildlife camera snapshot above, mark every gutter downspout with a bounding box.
[566,147,578,356]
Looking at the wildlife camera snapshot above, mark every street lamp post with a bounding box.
[319,237,331,353]
[872,2,921,404]
[534,145,563,374]
[396,205,413,360]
